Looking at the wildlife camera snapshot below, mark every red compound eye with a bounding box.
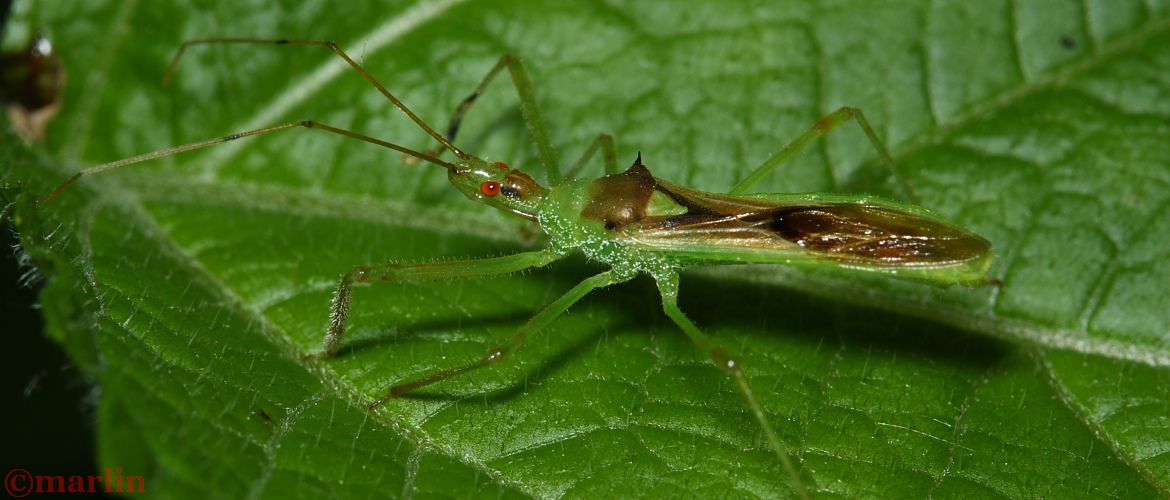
[480,181,501,197]
[493,161,510,169]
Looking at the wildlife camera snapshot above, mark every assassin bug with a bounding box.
[45,39,993,498]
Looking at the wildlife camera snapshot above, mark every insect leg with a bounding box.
[729,106,917,203]
[563,133,618,180]
[655,272,809,500]
[43,120,456,203]
[303,248,566,361]
[416,54,564,185]
[368,270,630,409]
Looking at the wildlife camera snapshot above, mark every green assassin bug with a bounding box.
[45,39,993,498]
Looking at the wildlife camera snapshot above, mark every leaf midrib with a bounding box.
[196,0,472,178]
[63,0,140,162]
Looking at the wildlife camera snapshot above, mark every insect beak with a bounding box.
[448,170,483,200]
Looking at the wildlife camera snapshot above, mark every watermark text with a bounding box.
[5,467,144,497]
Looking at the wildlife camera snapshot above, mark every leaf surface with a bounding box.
[4,0,1170,496]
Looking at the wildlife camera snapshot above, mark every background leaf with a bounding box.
[4,0,1170,497]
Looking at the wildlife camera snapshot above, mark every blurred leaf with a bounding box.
[4,0,1170,497]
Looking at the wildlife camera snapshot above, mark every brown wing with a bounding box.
[627,179,991,270]
[577,159,991,278]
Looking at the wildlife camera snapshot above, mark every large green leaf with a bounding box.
[5,0,1170,497]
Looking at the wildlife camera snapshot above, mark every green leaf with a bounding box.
[5,0,1170,496]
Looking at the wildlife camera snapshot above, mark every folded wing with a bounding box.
[624,179,991,276]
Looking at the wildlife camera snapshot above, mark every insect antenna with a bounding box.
[164,38,470,161]
[43,38,477,204]
[42,120,458,204]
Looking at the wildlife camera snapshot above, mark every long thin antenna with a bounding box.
[43,120,457,204]
[164,38,469,161]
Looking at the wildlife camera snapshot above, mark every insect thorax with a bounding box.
[537,168,677,279]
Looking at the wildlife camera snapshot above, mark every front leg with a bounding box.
[418,54,565,185]
[303,249,564,361]
[368,269,630,408]
[563,133,619,179]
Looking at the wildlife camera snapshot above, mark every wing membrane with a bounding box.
[625,180,991,276]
